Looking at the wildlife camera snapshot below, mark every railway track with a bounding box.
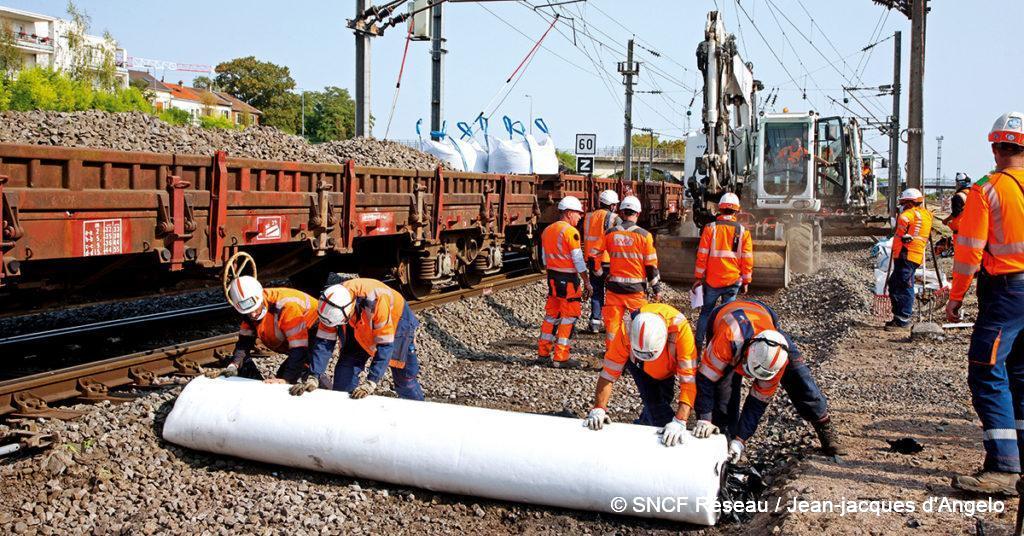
[0,270,544,419]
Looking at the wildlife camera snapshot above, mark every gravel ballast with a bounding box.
[0,111,444,169]
[3,239,1005,534]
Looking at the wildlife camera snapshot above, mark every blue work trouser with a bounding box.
[695,282,741,349]
[332,307,425,401]
[710,333,830,437]
[590,263,608,329]
[887,257,919,323]
[625,359,675,428]
[967,273,1024,473]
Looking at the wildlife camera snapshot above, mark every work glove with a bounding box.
[900,234,914,244]
[582,281,594,300]
[350,380,377,400]
[728,439,746,463]
[692,419,720,438]
[584,408,611,430]
[691,279,703,291]
[288,375,319,396]
[204,363,237,379]
[660,418,690,447]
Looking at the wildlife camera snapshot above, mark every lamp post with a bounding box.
[525,94,533,134]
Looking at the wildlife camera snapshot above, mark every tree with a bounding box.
[214,56,294,109]
[556,150,575,172]
[192,76,217,90]
[629,132,686,157]
[62,2,120,90]
[0,17,20,75]
[304,87,356,142]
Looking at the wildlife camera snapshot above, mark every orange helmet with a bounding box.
[988,112,1024,146]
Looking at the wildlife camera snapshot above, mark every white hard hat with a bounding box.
[743,330,789,381]
[227,276,265,319]
[628,312,668,362]
[557,195,584,213]
[598,189,620,207]
[898,188,924,203]
[619,195,642,213]
[718,192,741,211]
[989,111,1024,146]
[318,284,356,327]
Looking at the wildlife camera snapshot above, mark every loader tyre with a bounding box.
[812,223,823,271]
[786,223,815,275]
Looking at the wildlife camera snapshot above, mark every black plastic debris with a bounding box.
[886,437,924,454]
[717,464,767,524]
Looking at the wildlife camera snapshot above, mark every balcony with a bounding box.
[12,32,55,54]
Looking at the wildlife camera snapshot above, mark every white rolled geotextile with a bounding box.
[163,377,727,525]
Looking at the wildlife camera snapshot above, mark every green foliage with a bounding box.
[0,76,9,111]
[159,108,192,126]
[199,114,237,130]
[214,56,296,131]
[630,133,686,156]
[303,87,356,142]
[556,150,576,171]
[7,67,150,113]
[62,2,120,91]
[192,76,216,90]
[0,17,20,74]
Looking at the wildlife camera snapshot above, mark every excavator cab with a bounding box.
[752,114,821,213]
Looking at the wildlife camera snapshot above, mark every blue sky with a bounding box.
[11,0,1022,182]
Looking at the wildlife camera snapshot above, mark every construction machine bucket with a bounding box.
[656,236,790,289]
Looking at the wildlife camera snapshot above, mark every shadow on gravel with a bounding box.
[482,295,534,330]
[418,311,541,367]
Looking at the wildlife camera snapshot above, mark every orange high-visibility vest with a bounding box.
[601,303,698,407]
[584,209,620,264]
[700,300,784,403]
[239,288,319,354]
[315,278,406,361]
[541,221,583,274]
[599,222,658,294]
[891,205,934,265]
[694,215,754,287]
[951,168,1024,301]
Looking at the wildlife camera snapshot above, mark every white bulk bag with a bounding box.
[527,118,559,175]
[488,116,533,174]
[417,119,466,171]
[453,121,489,173]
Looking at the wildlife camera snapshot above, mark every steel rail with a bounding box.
[0,271,544,417]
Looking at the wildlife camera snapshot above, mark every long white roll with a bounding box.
[163,377,727,525]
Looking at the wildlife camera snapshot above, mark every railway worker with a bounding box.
[885,187,934,329]
[691,192,753,350]
[209,276,324,385]
[942,172,973,234]
[290,277,424,400]
[583,189,622,333]
[691,299,845,459]
[946,112,1024,496]
[584,303,698,448]
[777,135,808,165]
[537,195,593,368]
[594,195,664,349]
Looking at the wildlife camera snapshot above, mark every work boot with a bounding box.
[952,470,1020,497]
[813,420,847,456]
[884,319,911,331]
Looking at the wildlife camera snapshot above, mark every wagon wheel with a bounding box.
[223,251,258,299]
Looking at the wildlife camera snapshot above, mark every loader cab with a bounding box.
[753,113,820,212]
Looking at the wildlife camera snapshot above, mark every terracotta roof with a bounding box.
[215,92,263,116]
[163,83,231,107]
[128,70,171,93]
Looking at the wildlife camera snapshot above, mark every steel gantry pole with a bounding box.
[430,2,445,140]
[888,30,902,218]
[618,39,639,181]
[355,0,372,138]
[905,0,927,190]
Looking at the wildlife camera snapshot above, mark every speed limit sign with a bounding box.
[575,133,596,156]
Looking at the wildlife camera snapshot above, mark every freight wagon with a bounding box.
[0,143,684,314]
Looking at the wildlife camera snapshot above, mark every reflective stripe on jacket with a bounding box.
[239,288,319,354]
[694,215,754,286]
[951,169,1024,301]
[891,205,933,265]
[315,278,407,359]
[601,303,698,407]
[584,208,621,264]
[699,300,783,403]
[600,222,659,295]
[541,221,584,274]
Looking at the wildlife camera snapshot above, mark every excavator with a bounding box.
[658,11,876,288]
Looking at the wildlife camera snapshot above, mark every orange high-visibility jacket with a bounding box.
[584,208,621,265]
[891,205,934,265]
[694,215,754,287]
[602,303,698,407]
[315,278,406,361]
[541,221,585,274]
[596,222,659,294]
[239,288,319,354]
[951,169,1024,301]
[700,300,785,403]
